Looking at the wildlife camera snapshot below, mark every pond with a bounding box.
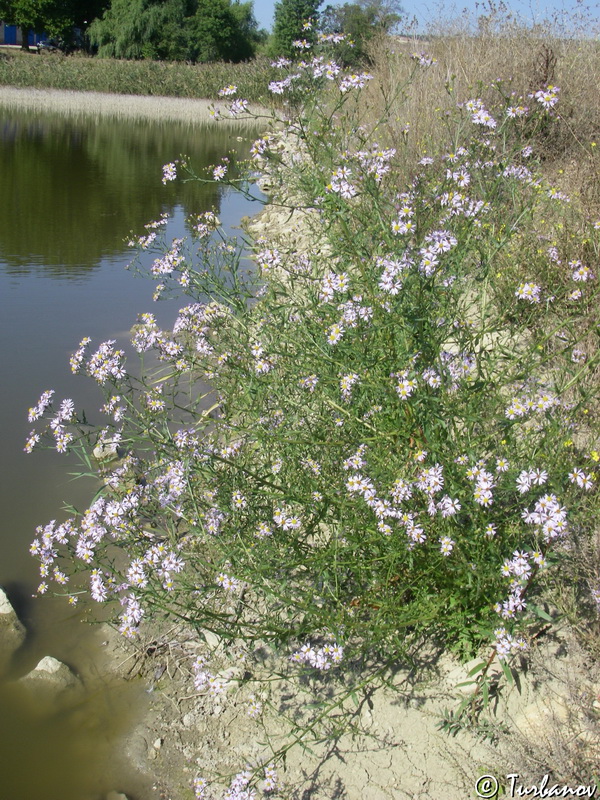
[0,106,262,800]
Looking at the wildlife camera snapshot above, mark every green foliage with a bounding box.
[320,0,402,64]
[88,0,262,63]
[28,53,600,659]
[0,0,109,45]
[270,0,322,57]
[191,0,255,63]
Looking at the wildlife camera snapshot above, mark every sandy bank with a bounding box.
[0,85,265,124]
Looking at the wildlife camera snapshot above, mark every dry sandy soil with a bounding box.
[93,617,600,800]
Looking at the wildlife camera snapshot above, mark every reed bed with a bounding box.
[0,49,278,104]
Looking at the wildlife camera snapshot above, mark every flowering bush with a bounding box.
[26,37,600,794]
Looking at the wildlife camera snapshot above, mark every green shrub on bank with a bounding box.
[25,35,600,797]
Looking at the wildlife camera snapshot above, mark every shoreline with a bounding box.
[0,85,266,123]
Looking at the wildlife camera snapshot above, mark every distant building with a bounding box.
[0,22,46,48]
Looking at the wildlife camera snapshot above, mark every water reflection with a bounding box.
[0,107,262,798]
[0,111,247,274]
[0,674,149,800]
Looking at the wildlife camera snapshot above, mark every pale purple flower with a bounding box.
[532,85,560,109]
[264,764,277,792]
[570,260,594,282]
[411,52,437,67]
[340,72,373,92]
[493,626,527,659]
[216,573,242,592]
[161,162,177,184]
[291,640,343,670]
[439,536,455,555]
[326,323,345,345]
[299,374,318,392]
[515,282,541,303]
[28,389,55,422]
[568,468,595,491]
[229,99,249,116]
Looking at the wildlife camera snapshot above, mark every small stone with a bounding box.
[201,628,222,649]
[0,587,26,676]
[18,655,81,699]
[153,737,163,750]
[93,438,120,461]
[106,793,129,800]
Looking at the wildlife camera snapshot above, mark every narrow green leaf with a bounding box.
[467,660,488,677]
[481,679,489,708]
[530,604,553,622]
[500,659,514,685]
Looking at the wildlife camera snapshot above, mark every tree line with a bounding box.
[0,0,403,64]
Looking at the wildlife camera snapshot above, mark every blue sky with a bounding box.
[252,0,600,33]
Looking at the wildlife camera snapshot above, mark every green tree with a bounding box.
[0,0,109,49]
[88,0,191,60]
[230,1,267,56]
[191,0,258,63]
[320,0,403,63]
[270,0,322,58]
[88,0,260,62]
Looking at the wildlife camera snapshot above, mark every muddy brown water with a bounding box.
[0,106,262,799]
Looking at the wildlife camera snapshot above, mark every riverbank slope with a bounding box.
[0,85,266,123]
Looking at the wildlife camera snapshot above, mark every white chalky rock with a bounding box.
[201,628,222,650]
[0,587,26,676]
[93,438,120,461]
[106,793,130,800]
[18,655,81,697]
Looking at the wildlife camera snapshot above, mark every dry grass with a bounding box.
[500,631,600,787]
[362,19,600,213]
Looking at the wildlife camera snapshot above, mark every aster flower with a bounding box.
[515,282,541,303]
[439,536,455,555]
[532,85,560,109]
[161,162,177,184]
